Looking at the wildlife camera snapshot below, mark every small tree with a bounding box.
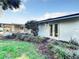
[0,0,21,10]
[25,20,39,36]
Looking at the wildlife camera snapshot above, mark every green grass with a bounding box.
[0,40,45,59]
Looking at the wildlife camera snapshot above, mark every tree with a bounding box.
[0,0,21,10]
[25,20,39,36]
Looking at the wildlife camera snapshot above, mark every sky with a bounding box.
[0,0,79,24]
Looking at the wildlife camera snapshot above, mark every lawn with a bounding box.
[0,40,45,59]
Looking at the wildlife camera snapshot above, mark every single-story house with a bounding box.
[38,13,79,42]
[0,23,25,35]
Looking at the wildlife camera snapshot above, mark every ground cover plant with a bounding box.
[47,40,79,59]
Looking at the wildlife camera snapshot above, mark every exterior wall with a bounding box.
[24,28,33,34]
[38,18,79,42]
[59,18,79,42]
[0,27,4,35]
[38,23,59,39]
[11,25,15,32]
[14,25,21,33]
[0,24,25,35]
[3,24,12,33]
[11,25,25,33]
[38,24,50,37]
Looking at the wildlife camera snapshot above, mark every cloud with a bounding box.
[0,6,4,17]
[0,12,79,24]
[22,0,28,3]
[0,16,27,24]
[32,12,79,21]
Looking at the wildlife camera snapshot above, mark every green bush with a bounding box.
[13,33,50,43]
[24,35,35,42]
[33,36,45,43]
[47,40,79,59]
[47,44,70,59]
[69,39,79,46]
[15,33,33,41]
[23,34,49,43]
[55,49,70,59]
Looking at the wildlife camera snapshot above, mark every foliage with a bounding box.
[47,43,70,59]
[55,49,70,59]
[0,0,21,10]
[66,45,78,50]
[33,36,45,43]
[15,33,49,43]
[23,34,35,42]
[48,39,79,50]
[4,33,16,39]
[15,33,24,40]
[22,34,47,43]
[0,40,45,59]
[47,39,79,59]
[15,33,34,41]
[69,39,79,46]
[25,20,39,36]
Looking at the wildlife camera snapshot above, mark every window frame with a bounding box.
[54,24,58,37]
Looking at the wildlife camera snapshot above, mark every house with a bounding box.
[0,23,25,35]
[38,13,79,42]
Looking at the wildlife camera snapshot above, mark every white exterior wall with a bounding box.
[38,24,50,37]
[59,19,79,42]
[38,18,79,42]
[25,28,32,34]
[38,23,59,39]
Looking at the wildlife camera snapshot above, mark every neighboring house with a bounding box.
[0,23,25,35]
[38,13,79,42]
[24,28,32,34]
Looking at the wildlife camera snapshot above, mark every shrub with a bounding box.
[69,39,79,46]
[55,49,70,59]
[15,33,23,40]
[66,45,78,50]
[24,35,50,43]
[4,33,16,39]
[47,43,70,59]
[33,36,50,43]
[24,34,35,42]
[25,20,39,36]
[70,53,79,59]
[33,36,44,43]
[58,40,70,44]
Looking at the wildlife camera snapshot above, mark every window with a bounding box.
[0,24,1,27]
[54,24,58,37]
[20,26,24,30]
[50,24,58,37]
[50,25,53,36]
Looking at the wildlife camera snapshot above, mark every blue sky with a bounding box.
[0,0,79,24]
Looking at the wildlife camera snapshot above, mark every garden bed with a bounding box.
[1,33,79,59]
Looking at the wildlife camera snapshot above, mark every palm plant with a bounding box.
[0,0,21,10]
